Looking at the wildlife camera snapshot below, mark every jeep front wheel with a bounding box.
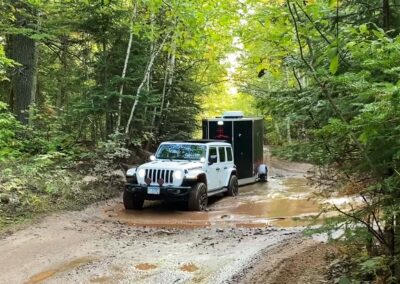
[188,182,208,211]
[123,190,145,210]
[226,175,239,196]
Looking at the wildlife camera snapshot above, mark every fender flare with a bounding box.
[223,168,237,187]
[184,170,207,186]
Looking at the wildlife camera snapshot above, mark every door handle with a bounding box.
[216,168,220,171]
[223,167,227,170]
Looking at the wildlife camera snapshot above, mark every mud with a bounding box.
[90,276,115,283]
[180,263,199,272]
[25,256,96,284]
[0,152,334,284]
[230,237,338,284]
[104,176,320,229]
[134,263,158,270]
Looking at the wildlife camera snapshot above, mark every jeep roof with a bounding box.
[164,139,229,144]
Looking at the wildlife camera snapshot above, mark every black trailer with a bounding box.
[202,111,264,185]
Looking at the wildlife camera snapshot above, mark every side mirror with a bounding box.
[208,155,218,165]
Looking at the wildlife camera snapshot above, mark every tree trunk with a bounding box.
[274,121,282,144]
[115,2,137,134]
[56,36,68,113]
[393,213,400,280]
[384,218,396,277]
[160,38,176,118]
[7,1,38,124]
[8,34,38,124]
[383,0,390,31]
[286,116,292,144]
[394,213,400,281]
[124,33,169,134]
[104,38,113,137]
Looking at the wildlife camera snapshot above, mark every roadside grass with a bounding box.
[0,151,125,232]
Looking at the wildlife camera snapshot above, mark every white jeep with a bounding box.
[124,140,238,211]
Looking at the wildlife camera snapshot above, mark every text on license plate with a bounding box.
[147,186,160,195]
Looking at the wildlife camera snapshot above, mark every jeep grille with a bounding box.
[145,169,174,184]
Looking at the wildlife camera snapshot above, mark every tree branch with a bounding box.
[124,32,171,134]
[294,1,350,68]
[333,204,388,247]
[286,0,377,176]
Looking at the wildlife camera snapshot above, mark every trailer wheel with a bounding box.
[226,175,239,196]
[188,182,208,211]
[259,173,268,182]
[123,190,144,210]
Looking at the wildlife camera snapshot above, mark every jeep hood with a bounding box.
[138,160,203,170]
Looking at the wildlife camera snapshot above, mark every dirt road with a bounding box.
[0,153,335,284]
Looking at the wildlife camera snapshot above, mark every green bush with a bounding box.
[271,142,323,164]
[0,102,23,160]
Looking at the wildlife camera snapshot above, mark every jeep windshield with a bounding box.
[156,144,206,161]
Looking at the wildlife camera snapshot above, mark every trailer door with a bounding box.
[234,120,253,179]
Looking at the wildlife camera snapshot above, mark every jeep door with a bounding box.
[225,146,234,185]
[218,146,230,187]
[207,147,220,190]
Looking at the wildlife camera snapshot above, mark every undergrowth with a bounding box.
[271,142,317,163]
[0,155,125,231]
[0,112,132,230]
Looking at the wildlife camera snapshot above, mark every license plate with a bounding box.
[147,186,160,195]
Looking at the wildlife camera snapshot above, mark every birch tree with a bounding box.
[115,2,137,133]
[124,33,170,134]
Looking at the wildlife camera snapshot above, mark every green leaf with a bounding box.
[329,54,339,74]
[359,24,368,34]
[328,0,337,8]
[346,41,357,50]
[338,276,351,284]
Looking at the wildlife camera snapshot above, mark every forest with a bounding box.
[1,0,400,282]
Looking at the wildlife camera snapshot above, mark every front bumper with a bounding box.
[125,183,192,200]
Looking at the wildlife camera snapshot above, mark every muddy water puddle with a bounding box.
[134,263,158,270]
[90,276,115,283]
[216,177,320,227]
[25,256,96,284]
[180,263,199,272]
[105,177,321,229]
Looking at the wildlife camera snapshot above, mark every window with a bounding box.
[156,144,206,161]
[218,147,226,162]
[226,147,233,161]
[208,147,217,162]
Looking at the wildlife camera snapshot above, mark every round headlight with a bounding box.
[173,170,184,180]
[126,168,137,176]
[138,168,146,178]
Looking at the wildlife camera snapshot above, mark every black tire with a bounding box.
[188,182,208,211]
[123,190,145,210]
[259,173,268,182]
[226,175,239,196]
